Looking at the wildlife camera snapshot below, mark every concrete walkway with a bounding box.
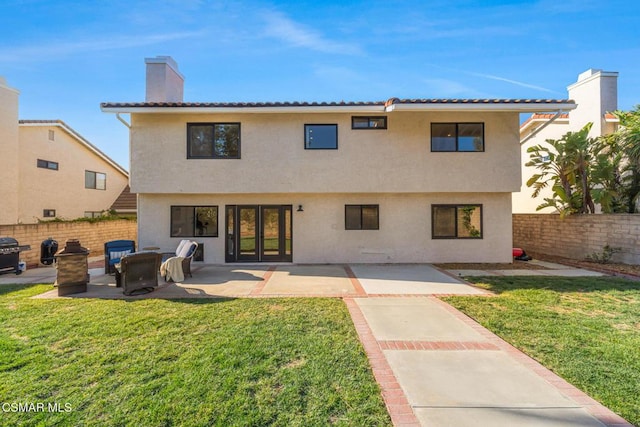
[0,261,630,426]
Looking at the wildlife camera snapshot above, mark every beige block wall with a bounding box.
[138,192,513,264]
[0,79,20,225]
[17,125,129,223]
[0,220,137,267]
[129,111,521,194]
[513,214,640,264]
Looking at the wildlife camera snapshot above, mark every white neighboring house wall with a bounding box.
[0,76,129,225]
[513,69,619,213]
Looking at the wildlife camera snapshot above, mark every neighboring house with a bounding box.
[101,56,574,264]
[513,69,619,213]
[0,77,129,225]
[110,185,137,218]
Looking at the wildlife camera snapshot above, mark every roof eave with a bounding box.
[101,105,386,114]
[386,102,577,113]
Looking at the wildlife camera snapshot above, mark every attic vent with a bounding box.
[48,130,55,141]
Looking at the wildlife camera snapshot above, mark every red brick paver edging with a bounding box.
[344,297,420,427]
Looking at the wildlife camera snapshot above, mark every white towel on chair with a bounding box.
[160,256,185,282]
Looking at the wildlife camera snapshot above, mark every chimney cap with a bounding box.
[144,56,184,79]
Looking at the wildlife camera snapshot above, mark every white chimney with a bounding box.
[567,68,618,137]
[145,56,184,103]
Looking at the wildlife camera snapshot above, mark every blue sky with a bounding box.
[2,0,639,170]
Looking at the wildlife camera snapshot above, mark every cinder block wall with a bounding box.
[513,214,640,264]
[0,220,137,267]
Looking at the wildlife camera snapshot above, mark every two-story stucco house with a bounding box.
[101,56,575,264]
[0,77,129,225]
[513,69,619,213]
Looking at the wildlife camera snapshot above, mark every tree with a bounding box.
[526,123,598,217]
[597,105,640,213]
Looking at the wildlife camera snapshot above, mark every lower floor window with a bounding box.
[432,204,482,238]
[171,206,219,237]
[43,209,56,218]
[345,205,379,230]
[84,211,102,218]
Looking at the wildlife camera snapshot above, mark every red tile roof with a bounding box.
[101,98,574,109]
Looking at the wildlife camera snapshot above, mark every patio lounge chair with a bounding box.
[115,251,162,296]
[161,240,198,282]
[104,240,136,274]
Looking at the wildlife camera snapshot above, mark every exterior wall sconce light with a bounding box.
[297,205,304,212]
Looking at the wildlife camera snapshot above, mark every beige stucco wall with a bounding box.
[0,79,20,225]
[129,111,521,194]
[138,192,513,264]
[17,125,129,223]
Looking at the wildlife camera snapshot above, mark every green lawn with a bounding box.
[443,276,640,426]
[0,285,391,427]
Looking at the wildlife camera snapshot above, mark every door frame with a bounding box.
[225,204,292,262]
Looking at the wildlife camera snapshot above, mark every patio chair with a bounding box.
[115,251,162,296]
[161,240,198,282]
[104,240,136,274]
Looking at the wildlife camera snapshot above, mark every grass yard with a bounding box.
[0,285,391,427]
[443,276,640,426]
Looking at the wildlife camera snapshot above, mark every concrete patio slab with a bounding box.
[529,260,575,270]
[446,269,491,277]
[261,265,356,295]
[539,269,606,277]
[351,264,486,295]
[413,407,606,427]
[449,268,607,278]
[385,350,582,408]
[0,266,56,284]
[355,297,486,342]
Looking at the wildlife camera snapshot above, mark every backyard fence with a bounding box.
[0,220,137,268]
[513,214,640,265]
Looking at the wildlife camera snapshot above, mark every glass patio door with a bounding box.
[225,205,292,262]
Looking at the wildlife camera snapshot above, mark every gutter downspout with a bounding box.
[116,112,131,128]
[520,110,565,145]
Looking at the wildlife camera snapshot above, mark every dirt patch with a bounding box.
[434,261,547,270]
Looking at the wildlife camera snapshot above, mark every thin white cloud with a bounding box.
[0,31,204,63]
[422,78,485,97]
[262,11,362,55]
[466,71,555,94]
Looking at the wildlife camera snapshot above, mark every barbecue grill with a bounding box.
[0,237,31,275]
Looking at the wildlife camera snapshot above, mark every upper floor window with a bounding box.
[432,204,482,239]
[48,130,55,141]
[85,170,106,190]
[171,206,219,237]
[187,123,241,159]
[305,124,338,149]
[431,123,484,152]
[37,159,58,170]
[345,205,379,230]
[352,116,387,129]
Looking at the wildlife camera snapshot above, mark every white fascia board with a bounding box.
[519,117,569,135]
[385,102,577,113]
[101,105,386,114]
